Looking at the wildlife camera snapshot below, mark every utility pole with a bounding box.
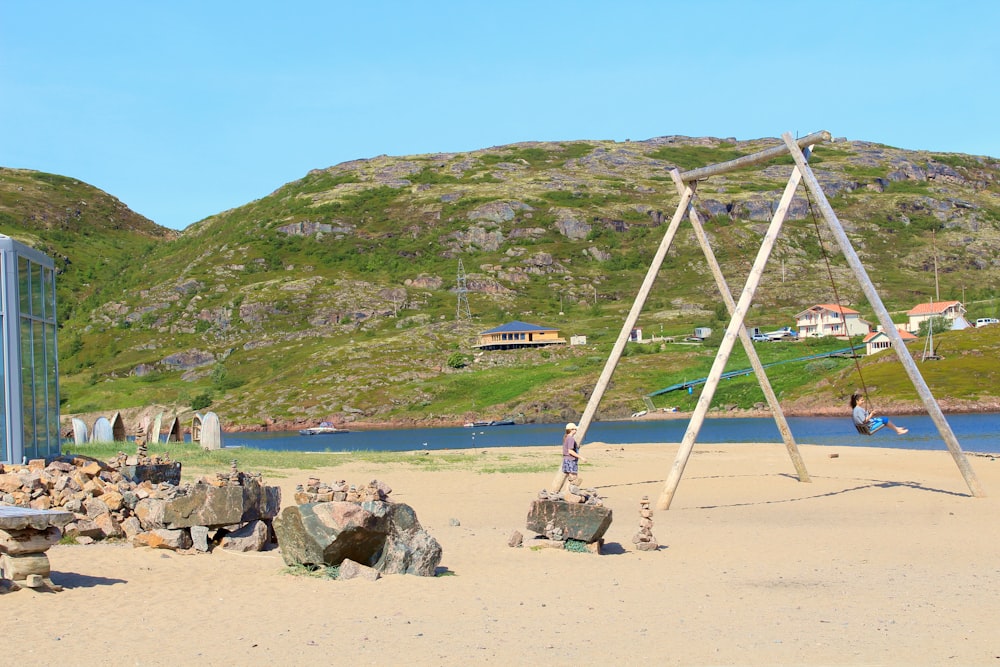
[456,259,471,320]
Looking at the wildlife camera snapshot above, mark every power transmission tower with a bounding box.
[456,259,472,320]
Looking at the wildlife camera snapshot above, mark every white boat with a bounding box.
[299,422,348,436]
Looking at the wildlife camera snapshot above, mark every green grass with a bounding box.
[59,440,555,479]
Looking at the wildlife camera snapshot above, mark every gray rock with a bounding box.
[120,463,182,486]
[162,478,280,529]
[134,497,166,530]
[338,558,380,581]
[273,500,442,576]
[525,499,613,543]
[220,520,270,552]
[134,528,192,550]
[190,525,211,552]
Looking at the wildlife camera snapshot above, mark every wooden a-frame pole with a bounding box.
[548,186,695,492]
[657,141,815,509]
[548,132,827,492]
[670,169,810,484]
[782,132,984,498]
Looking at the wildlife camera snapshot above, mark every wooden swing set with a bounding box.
[550,131,984,508]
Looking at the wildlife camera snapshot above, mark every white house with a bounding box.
[795,304,870,338]
[863,329,917,356]
[906,300,970,332]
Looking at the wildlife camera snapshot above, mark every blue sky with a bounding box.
[2,1,997,231]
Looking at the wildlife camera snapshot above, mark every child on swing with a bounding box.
[851,392,908,435]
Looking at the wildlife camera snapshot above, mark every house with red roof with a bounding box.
[473,321,566,350]
[794,304,871,338]
[905,300,970,332]
[863,329,917,356]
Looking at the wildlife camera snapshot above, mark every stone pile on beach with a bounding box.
[537,483,603,506]
[293,477,391,504]
[632,495,658,551]
[525,486,613,553]
[0,456,280,554]
[274,477,442,578]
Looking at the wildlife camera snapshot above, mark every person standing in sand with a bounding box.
[851,392,908,435]
[562,422,586,482]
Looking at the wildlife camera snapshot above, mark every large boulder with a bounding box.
[526,500,613,543]
[162,478,280,529]
[273,500,441,576]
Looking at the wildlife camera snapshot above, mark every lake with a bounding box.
[218,413,1000,455]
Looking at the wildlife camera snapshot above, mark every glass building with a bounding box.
[0,235,60,464]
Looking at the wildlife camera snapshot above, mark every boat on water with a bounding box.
[299,422,349,436]
[463,419,516,428]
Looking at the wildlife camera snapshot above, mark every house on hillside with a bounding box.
[473,321,566,350]
[795,304,871,338]
[906,300,970,332]
[863,329,917,356]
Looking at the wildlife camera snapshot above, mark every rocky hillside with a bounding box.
[4,135,1000,430]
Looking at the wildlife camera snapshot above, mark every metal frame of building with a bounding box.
[0,235,60,464]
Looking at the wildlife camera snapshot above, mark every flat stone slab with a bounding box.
[0,505,73,532]
[120,462,182,485]
[162,479,280,529]
[525,500,612,543]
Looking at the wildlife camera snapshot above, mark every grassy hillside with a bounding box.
[0,168,176,323]
[5,135,1000,430]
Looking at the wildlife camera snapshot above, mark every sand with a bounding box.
[4,441,1000,666]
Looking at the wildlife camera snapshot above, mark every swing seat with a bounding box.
[854,417,886,436]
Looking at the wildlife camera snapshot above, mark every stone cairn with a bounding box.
[294,478,391,504]
[519,476,613,553]
[536,479,603,507]
[111,444,172,469]
[0,451,278,554]
[217,459,262,487]
[632,495,658,551]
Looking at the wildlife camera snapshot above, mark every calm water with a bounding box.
[219,413,1000,454]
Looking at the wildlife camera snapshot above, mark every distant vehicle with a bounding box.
[693,327,712,339]
[765,327,798,341]
[751,333,770,342]
[976,318,999,327]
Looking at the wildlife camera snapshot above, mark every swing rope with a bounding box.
[802,185,873,408]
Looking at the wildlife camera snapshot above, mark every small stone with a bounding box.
[338,558,380,581]
[508,530,523,548]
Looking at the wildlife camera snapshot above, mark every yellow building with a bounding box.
[473,321,566,350]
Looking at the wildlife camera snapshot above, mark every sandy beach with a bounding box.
[4,441,1000,666]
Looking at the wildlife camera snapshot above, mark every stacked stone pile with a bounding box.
[0,456,279,554]
[293,478,392,505]
[274,477,441,577]
[537,483,603,506]
[0,456,182,543]
[632,495,658,551]
[131,460,279,553]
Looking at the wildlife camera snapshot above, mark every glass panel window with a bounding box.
[18,256,30,316]
[20,317,35,458]
[46,322,59,453]
[44,267,56,322]
[33,319,45,456]
[32,262,44,320]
